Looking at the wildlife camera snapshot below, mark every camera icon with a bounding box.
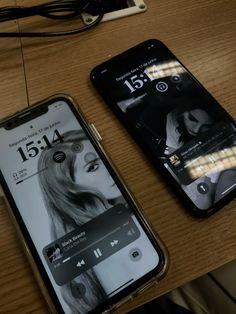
[156,81,168,92]
[132,251,139,258]
[129,248,142,261]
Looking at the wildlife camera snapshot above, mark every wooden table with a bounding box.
[0,0,235,313]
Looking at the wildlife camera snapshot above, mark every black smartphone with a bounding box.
[0,95,167,314]
[91,39,236,217]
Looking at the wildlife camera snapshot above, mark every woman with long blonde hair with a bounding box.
[38,129,123,313]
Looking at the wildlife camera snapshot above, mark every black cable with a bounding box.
[207,273,236,304]
[0,0,104,37]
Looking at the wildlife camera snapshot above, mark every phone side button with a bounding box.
[89,123,103,142]
[108,295,133,312]
[133,280,158,297]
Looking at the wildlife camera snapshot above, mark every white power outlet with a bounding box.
[82,0,147,24]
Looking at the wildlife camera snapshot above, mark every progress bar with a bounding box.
[16,168,47,184]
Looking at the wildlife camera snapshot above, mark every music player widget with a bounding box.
[43,205,140,285]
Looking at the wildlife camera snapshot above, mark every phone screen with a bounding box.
[0,98,163,314]
[91,39,236,214]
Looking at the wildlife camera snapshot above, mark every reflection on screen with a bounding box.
[96,43,236,210]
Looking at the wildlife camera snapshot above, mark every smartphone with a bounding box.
[0,95,167,314]
[91,39,236,217]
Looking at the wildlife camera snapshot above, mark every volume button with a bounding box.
[0,185,3,197]
[89,123,102,142]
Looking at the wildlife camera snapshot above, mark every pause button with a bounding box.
[94,248,102,258]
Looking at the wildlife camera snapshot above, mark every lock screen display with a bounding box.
[0,100,161,314]
[91,40,236,211]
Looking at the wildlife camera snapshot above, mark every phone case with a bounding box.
[0,94,169,314]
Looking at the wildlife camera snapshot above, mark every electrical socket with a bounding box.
[82,0,147,24]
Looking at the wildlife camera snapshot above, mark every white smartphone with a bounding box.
[0,95,168,314]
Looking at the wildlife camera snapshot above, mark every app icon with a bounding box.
[169,154,181,167]
[129,248,142,261]
[171,74,181,83]
[156,81,168,92]
[197,182,209,194]
[53,151,66,163]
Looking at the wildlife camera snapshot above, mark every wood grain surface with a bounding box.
[0,0,28,118]
[0,0,235,313]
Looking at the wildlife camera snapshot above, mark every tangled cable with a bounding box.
[0,0,104,37]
